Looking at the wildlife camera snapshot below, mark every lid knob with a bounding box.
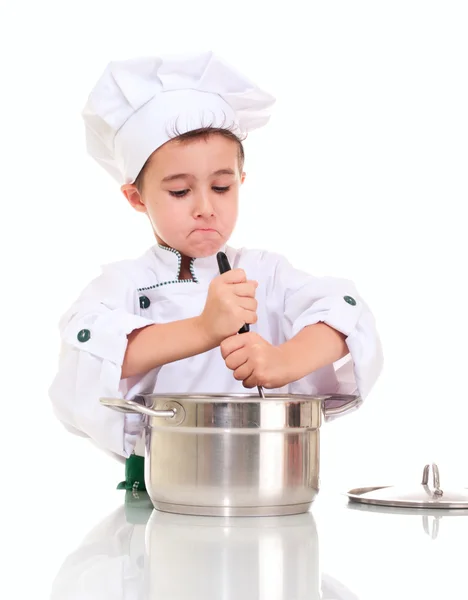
[421,463,444,497]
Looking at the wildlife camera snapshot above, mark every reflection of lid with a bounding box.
[347,463,468,509]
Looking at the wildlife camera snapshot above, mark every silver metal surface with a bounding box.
[152,501,314,517]
[321,394,362,419]
[422,463,443,496]
[100,392,359,517]
[347,463,468,509]
[100,397,176,419]
[347,500,468,517]
[347,500,468,540]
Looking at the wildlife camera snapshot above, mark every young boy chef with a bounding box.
[49,51,383,489]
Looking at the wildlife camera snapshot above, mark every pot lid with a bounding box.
[347,463,468,509]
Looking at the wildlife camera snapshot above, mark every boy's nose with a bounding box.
[193,193,215,217]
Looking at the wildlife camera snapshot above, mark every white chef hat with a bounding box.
[82,50,276,185]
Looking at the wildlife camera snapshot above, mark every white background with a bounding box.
[2,1,468,597]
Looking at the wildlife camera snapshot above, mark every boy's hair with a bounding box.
[134,126,246,193]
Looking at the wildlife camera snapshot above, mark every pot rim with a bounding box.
[135,392,359,405]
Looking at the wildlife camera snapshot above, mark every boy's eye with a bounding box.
[169,186,230,198]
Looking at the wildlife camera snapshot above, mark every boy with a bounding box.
[49,51,383,481]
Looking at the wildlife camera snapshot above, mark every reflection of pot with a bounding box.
[145,509,321,599]
[50,491,359,600]
[101,392,360,517]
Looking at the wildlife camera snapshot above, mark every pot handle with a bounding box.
[100,397,176,419]
[322,394,362,421]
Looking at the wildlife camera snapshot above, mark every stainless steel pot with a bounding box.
[101,393,361,517]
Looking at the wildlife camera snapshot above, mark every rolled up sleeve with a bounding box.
[265,253,383,400]
[48,266,155,458]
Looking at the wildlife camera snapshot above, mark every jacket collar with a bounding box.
[150,242,231,285]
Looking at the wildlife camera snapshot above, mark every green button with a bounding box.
[77,329,91,342]
[344,296,357,306]
[139,295,151,309]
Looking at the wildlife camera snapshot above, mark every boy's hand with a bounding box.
[220,332,293,389]
[200,269,258,346]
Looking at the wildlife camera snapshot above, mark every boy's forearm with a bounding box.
[280,323,349,383]
[121,316,216,379]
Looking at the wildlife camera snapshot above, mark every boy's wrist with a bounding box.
[193,316,220,352]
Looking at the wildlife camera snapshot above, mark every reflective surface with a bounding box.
[143,394,325,516]
[347,463,468,509]
[46,489,468,599]
[145,426,320,516]
[102,393,362,429]
[49,491,355,599]
[101,394,360,516]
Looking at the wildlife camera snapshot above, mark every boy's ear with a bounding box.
[241,171,246,184]
[121,184,147,214]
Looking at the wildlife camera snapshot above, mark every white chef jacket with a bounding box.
[48,244,383,459]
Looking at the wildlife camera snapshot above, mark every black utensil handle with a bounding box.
[216,252,250,334]
[216,252,231,275]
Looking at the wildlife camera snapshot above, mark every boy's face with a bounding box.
[122,134,245,258]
